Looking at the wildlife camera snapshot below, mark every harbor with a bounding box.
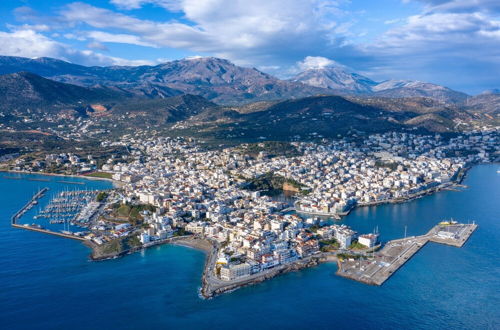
[35,189,100,228]
[336,221,478,286]
[11,187,104,240]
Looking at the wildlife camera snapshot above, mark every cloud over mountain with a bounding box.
[0,0,498,93]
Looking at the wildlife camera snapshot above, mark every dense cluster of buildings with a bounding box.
[2,126,497,281]
[94,130,498,281]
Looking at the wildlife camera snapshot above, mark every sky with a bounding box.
[0,0,498,94]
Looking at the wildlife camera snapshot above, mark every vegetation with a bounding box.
[174,228,187,237]
[111,202,156,225]
[125,235,142,248]
[238,141,302,158]
[349,240,367,250]
[320,238,340,252]
[243,171,308,194]
[374,160,399,171]
[337,253,365,261]
[95,233,143,259]
[96,191,108,202]
[101,239,123,255]
[0,147,20,156]
[87,172,112,179]
[308,225,320,233]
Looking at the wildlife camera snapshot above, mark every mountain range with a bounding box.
[0,55,484,105]
[0,55,497,146]
[0,56,329,105]
[289,65,469,104]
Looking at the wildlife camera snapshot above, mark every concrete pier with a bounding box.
[336,222,477,286]
[11,223,86,241]
[11,187,49,225]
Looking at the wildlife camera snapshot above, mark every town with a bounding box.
[4,128,498,289]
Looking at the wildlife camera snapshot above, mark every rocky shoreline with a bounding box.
[85,234,337,299]
[201,257,326,299]
[200,242,337,299]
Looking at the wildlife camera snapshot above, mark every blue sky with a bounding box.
[0,0,499,94]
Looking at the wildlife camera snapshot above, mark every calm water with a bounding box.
[1,166,499,330]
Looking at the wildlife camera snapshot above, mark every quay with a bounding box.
[11,223,86,241]
[336,222,477,286]
[10,187,49,225]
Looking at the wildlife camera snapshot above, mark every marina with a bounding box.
[34,189,100,228]
[11,187,104,239]
[337,222,478,286]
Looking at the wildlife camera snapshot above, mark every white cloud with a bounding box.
[110,0,182,11]
[374,12,500,51]
[359,10,500,92]
[297,56,346,70]
[384,18,401,25]
[110,0,147,9]
[87,41,108,51]
[0,29,66,59]
[86,31,158,48]
[414,0,500,14]
[0,28,153,66]
[55,1,347,66]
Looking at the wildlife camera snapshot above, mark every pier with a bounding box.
[336,222,477,285]
[11,223,86,241]
[11,187,49,225]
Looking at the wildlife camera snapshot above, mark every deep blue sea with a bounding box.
[1,166,499,330]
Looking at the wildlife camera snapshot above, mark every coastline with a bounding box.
[85,235,212,261]
[294,166,472,218]
[201,251,338,299]
[0,169,123,187]
[85,234,337,299]
[7,163,496,300]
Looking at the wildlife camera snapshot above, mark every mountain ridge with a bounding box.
[0,56,333,105]
[0,55,477,105]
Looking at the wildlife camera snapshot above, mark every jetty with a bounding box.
[336,222,477,285]
[56,180,85,185]
[11,187,49,225]
[11,223,86,241]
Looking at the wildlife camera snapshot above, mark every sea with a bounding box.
[0,165,499,330]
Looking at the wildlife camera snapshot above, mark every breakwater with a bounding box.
[11,187,49,225]
[11,223,86,241]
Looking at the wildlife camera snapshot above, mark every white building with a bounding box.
[220,263,252,281]
[358,233,379,248]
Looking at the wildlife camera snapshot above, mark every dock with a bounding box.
[11,223,86,241]
[11,187,49,225]
[336,222,477,286]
